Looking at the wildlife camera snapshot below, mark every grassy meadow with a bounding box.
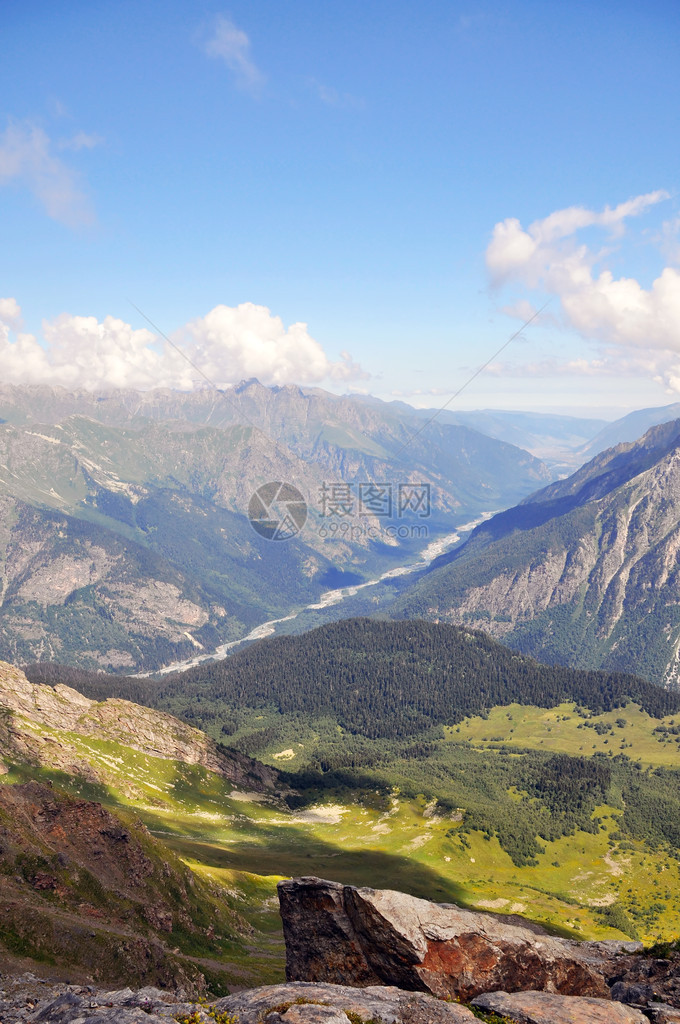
[5,690,680,988]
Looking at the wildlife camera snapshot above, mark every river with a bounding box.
[142,511,494,677]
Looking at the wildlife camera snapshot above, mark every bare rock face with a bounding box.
[278,877,617,1003]
[648,1006,680,1024]
[471,989,648,1023]
[214,981,478,1023]
[608,952,680,1009]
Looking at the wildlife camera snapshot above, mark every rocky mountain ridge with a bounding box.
[394,418,680,684]
[0,660,280,795]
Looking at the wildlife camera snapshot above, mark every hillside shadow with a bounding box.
[158,818,467,904]
[151,814,579,939]
[7,760,585,943]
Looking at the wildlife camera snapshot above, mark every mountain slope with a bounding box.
[0,659,291,990]
[0,485,332,671]
[0,659,280,795]
[393,420,680,685]
[22,622,680,944]
[0,382,550,671]
[0,382,549,510]
[0,781,233,992]
[375,401,608,470]
[581,402,680,460]
[26,618,680,741]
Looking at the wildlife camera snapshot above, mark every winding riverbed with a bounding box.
[145,511,494,677]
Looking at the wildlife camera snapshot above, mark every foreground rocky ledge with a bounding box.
[0,977,667,1024]
[5,873,680,1022]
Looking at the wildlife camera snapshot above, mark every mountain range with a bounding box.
[0,381,550,671]
[9,379,680,678]
[580,402,680,461]
[393,418,680,685]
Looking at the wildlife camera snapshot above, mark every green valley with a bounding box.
[0,382,550,672]
[15,619,680,971]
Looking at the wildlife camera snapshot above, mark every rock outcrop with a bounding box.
[607,950,680,1009]
[0,978,482,1024]
[278,877,638,1003]
[0,979,204,1024]
[214,981,478,1022]
[0,978,666,1024]
[471,989,648,1023]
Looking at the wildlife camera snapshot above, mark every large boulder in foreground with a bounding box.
[278,877,637,1003]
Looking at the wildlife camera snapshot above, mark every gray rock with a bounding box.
[31,993,86,1022]
[471,989,649,1023]
[215,981,478,1023]
[585,941,644,956]
[648,1004,680,1024]
[272,1006,352,1024]
[92,988,136,1006]
[72,1012,170,1024]
[610,980,657,1004]
[605,951,680,1007]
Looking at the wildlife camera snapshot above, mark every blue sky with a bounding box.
[1,0,679,414]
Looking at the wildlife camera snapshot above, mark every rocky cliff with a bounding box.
[278,876,680,1018]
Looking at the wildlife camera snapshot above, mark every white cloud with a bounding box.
[203,15,264,94]
[485,349,680,395]
[0,119,95,227]
[0,297,22,330]
[0,300,367,391]
[182,303,365,385]
[0,300,53,384]
[486,355,616,379]
[485,192,680,388]
[500,299,540,322]
[486,191,669,288]
[41,314,174,389]
[0,121,95,227]
[58,131,104,152]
